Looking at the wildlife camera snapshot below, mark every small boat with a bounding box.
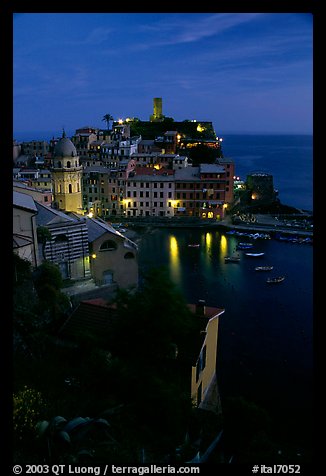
[266,276,285,284]
[255,266,273,271]
[224,256,241,263]
[188,243,200,248]
[237,242,254,249]
[245,252,265,257]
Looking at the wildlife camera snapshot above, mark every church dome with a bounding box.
[54,132,77,157]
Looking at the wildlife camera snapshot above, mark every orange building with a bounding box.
[174,162,234,220]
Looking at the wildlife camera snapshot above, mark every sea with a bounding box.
[220,134,313,212]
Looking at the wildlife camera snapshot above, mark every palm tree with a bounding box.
[102,114,114,130]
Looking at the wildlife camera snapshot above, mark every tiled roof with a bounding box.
[58,299,117,339]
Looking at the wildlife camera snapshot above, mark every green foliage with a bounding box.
[110,267,197,362]
[13,253,39,331]
[13,386,47,441]
[13,252,32,286]
[33,261,63,292]
[37,226,52,260]
[188,143,219,166]
[101,267,199,450]
[162,116,174,122]
[36,226,52,244]
[32,261,72,322]
[13,265,203,463]
[129,119,217,141]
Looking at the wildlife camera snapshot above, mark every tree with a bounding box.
[102,114,114,130]
[32,261,71,323]
[188,143,219,166]
[162,116,174,122]
[110,266,198,363]
[37,226,52,260]
[104,267,200,451]
[13,252,32,286]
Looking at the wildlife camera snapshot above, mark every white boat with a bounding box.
[224,256,241,263]
[236,242,254,250]
[245,252,265,257]
[188,243,200,248]
[266,276,285,284]
[255,266,273,271]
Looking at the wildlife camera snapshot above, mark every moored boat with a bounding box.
[255,266,273,271]
[245,252,265,257]
[237,242,254,250]
[266,276,285,284]
[224,256,241,263]
[188,244,200,248]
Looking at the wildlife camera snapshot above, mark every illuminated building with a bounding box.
[174,162,234,220]
[51,131,83,214]
[150,97,164,122]
[189,301,225,413]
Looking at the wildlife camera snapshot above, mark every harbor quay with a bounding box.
[116,212,313,239]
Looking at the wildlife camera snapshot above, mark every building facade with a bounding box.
[124,167,175,217]
[35,202,90,280]
[13,191,40,268]
[189,301,225,413]
[174,162,234,220]
[13,181,52,207]
[86,218,138,289]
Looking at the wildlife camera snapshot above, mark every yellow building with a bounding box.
[86,217,138,290]
[150,97,164,122]
[51,131,83,214]
[189,301,225,414]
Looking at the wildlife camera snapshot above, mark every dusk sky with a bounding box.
[13,12,313,139]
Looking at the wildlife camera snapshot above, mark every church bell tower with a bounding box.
[51,130,83,214]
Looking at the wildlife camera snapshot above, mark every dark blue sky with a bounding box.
[13,13,313,138]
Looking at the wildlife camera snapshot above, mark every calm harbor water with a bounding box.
[138,226,313,451]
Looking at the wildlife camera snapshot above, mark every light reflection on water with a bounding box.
[169,235,181,283]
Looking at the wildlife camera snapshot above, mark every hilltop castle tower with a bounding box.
[150,97,164,122]
[51,130,83,214]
